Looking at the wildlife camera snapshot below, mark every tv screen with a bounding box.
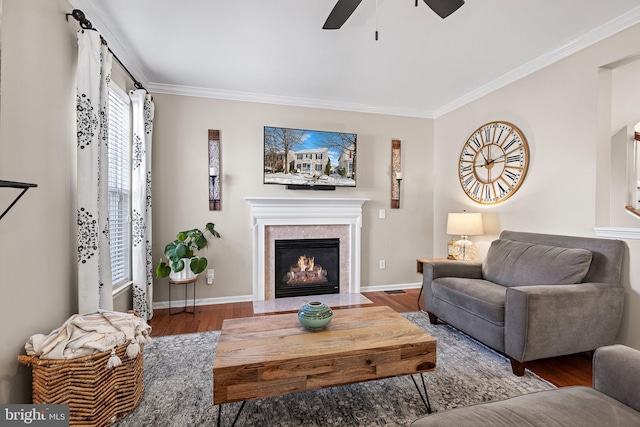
[263,126,357,188]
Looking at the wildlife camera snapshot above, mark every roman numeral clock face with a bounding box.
[458,121,530,204]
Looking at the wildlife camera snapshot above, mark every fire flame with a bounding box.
[285,254,327,285]
[297,255,314,271]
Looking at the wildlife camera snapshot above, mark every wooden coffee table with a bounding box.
[213,306,437,425]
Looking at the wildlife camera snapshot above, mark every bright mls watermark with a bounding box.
[1,405,69,426]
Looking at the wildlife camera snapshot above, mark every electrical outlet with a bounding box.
[379,260,386,269]
[379,209,386,219]
[206,269,214,285]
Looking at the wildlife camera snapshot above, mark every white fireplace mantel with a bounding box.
[246,197,369,301]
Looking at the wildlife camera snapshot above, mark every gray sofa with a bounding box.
[422,230,625,375]
[412,344,640,426]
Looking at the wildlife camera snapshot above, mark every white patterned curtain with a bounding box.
[130,89,154,320]
[76,30,113,313]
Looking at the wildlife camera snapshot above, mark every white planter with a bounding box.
[169,258,197,281]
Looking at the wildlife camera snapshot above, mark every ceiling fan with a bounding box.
[323,0,464,29]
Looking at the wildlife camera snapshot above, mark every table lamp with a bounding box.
[446,212,484,261]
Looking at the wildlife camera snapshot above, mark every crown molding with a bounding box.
[68,2,640,119]
[146,82,436,119]
[433,6,640,118]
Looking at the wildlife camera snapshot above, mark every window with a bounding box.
[628,125,640,215]
[107,84,132,288]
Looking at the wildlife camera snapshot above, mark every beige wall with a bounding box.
[434,23,640,349]
[151,94,435,303]
[0,0,77,404]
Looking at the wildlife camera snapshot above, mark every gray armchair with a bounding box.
[412,344,640,426]
[422,230,625,375]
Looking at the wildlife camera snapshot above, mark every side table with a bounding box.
[416,258,450,274]
[169,276,197,315]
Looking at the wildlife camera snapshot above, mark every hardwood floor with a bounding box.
[149,288,591,388]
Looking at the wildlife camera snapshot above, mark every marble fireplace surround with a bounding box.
[246,197,369,301]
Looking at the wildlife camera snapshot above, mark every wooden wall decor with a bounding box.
[391,139,402,209]
[208,130,221,211]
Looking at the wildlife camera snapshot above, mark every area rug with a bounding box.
[115,311,555,427]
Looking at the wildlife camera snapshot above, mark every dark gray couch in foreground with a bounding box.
[422,230,625,375]
[412,344,640,426]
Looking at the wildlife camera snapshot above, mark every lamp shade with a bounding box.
[447,212,484,236]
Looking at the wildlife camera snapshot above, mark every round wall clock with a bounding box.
[458,121,530,204]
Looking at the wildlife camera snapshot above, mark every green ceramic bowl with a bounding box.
[298,301,333,331]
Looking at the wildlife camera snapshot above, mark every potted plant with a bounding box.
[155,222,221,280]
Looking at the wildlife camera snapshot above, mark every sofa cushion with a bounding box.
[432,278,506,326]
[482,239,592,287]
[411,387,640,427]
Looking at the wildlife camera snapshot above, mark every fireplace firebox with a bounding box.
[274,238,340,298]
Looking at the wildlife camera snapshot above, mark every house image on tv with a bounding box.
[338,144,356,178]
[264,150,286,173]
[294,148,329,174]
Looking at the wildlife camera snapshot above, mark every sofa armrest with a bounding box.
[593,345,640,412]
[421,261,483,283]
[505,283,624,362]
[421,261,483,311]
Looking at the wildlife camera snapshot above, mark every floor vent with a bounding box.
[384,290,406,294]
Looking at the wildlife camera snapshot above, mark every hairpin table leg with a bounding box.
[216,401,246,427]
[410,373,433,414]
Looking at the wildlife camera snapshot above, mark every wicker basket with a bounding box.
[18,343,144,427]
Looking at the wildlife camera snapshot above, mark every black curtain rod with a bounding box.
[66,9,146,91]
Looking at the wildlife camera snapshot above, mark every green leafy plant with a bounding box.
[155,223,221,278]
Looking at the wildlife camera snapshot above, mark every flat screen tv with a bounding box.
[263,126,357,189]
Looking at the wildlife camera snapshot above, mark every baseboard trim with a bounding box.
[153,294,254,310]
[360,282,422,293]
[152,283,422,309]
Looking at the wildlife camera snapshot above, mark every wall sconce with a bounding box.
[395,171,403,187]
[446,211,484,261]
[208,130,221,211]
[209,167,219,210]
[391,139,401,209]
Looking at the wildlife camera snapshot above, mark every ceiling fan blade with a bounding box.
[323,0,363,29]
[422,0,464,19]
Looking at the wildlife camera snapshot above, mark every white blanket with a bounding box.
[26,310,152,368]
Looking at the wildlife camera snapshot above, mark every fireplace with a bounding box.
[246,197,369,300]
[274,238,340,298]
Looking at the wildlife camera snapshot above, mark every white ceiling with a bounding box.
[69,0,640,118]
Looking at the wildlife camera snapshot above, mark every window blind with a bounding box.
[108,85,131,287]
